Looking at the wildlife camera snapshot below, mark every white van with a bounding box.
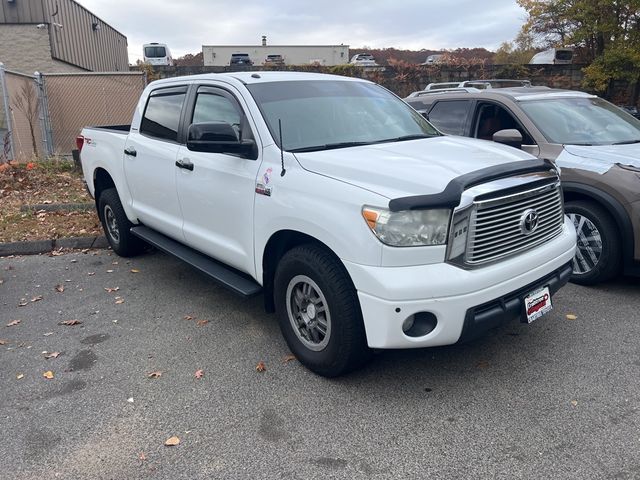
[530,48,573,65]
[143,43,173,66]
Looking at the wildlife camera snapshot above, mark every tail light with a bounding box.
[76,135,85,153]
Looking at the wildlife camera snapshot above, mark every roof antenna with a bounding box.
[278,119,286,177]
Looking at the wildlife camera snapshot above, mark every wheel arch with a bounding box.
[93,167,116,221]
[261,230,352,313]
[562,182,635,271]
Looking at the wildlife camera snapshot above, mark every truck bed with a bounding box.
[84,124,131,134]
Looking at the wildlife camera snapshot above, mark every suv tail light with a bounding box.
[76,135,85,153]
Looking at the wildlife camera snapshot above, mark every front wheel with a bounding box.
[566,200,621,285]
[98,188,144,257]
[274,244,370,377]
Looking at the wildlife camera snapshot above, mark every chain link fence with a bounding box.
[0,65,145,162]
[0,66,43,162]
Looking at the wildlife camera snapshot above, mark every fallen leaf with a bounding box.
[283,355,296,363]
[127,397,134,403]
[44,352,61,359]
[54,284,64,293]
[183,315,194,321]
[115,297,125,304]
[106,269,114,273]
[31,295,43,303]
[6,320,20,327]
[256,361,266,372]
[18,300,28,307]
[566,314,578,321]
[195,369,204,379]
[196,319,208,327]
[43,370,54,379]
[130,269,140,273]
[59,319,82,326]
[0,339,8,345]
[104,287,120,293]
[16,373,24,380]
[87,272,95,276]
[570,400,578,407]
[147,371,162,378]
[476,360,490,369]
[164,436,180,446]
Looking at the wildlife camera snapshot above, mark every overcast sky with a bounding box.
[76,0,527,63]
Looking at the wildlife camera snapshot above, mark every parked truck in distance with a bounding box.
[530,48,574,65]
[78,72,576,376]
[143,43,173,66]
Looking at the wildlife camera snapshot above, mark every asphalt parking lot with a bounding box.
[1,249,639,480]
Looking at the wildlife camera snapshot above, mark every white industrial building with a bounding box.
[202,39,349,67]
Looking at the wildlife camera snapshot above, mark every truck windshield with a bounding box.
[247,80,440,152]
[519,97,640,145]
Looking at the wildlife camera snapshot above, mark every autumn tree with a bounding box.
[518,0,640,98]
[494,32,540,64]
[12,81,39,158]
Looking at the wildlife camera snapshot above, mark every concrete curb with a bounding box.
[0,236,109,257]
[20,202,94,213]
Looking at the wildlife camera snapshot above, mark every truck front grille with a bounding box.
[465,183,564,265]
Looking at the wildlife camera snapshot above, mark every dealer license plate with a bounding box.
[524,286,552,323]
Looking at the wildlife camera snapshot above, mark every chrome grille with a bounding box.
[465,183,564,265]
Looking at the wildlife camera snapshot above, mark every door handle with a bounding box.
[124,147,137,157]
[175,158,194,171]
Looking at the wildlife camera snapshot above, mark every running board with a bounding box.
[130,226,262,297]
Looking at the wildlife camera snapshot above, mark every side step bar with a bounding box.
[130,226,262,297]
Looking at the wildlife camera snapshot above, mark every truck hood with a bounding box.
[562,144,640,174]
[292,136,534,200]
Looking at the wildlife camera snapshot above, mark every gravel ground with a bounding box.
[0,249,638,479]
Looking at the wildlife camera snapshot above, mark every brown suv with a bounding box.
[406,85,640,284]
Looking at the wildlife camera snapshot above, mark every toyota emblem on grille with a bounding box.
[520,209,539,235]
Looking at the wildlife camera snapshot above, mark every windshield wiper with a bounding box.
[374,134,435,144]
[611,139,640,145]
[289,141,373,153]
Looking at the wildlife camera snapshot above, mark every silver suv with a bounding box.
[405,85,640,284]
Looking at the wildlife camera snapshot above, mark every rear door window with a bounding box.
[140,86,188,142]
[427,100,472,135]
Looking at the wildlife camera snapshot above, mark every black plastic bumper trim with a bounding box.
[457,261,572,343]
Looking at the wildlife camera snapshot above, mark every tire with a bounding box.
[274,244,371,377]
[98,188,144,257]
[565,200,621,285]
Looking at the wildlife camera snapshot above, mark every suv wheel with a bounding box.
[274,244,370,377]
[566,200,621,285]
[98,188,144,257]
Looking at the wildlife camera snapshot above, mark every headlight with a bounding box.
[362,207,450,247]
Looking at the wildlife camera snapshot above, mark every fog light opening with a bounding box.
[402,312,438,338]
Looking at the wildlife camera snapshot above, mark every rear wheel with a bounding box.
[565,200,621,285]
[98,188,144,257]
[274,244,371,377]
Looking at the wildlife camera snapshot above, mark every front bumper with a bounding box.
[458,261,572,343]
[344,217,577,349]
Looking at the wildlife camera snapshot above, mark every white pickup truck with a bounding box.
[79,72,576,377]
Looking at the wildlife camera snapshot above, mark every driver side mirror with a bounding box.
[493,129,523,149]
[187,122,257,159]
